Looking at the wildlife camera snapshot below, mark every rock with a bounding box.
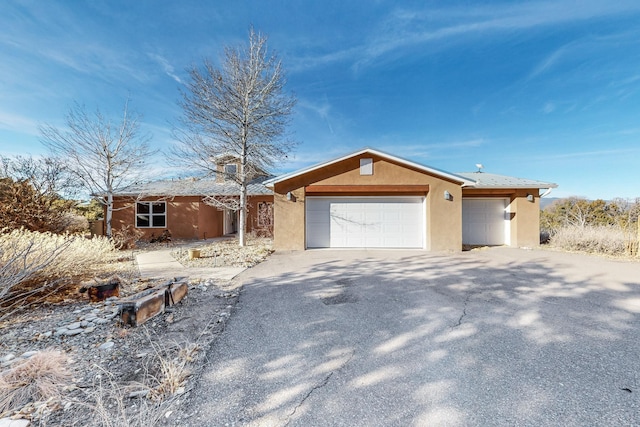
[64,329,83,336]
[20,351,39,359]
[98,341,114,351]
[42,331,52,338]
[128,389,149,398]
[94,318,109,325]
[67,322,82,330]
[83,327,96,334]
[80,320,90,327]
[0,354,15,363]
[0,418,31,427]
[54,328,68,336]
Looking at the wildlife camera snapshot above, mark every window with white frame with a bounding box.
[224,164,237,181]
[136,201,166,228]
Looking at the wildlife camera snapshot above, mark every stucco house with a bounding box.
[109,147,556,250]
[265,148,557,251]
[109,157,274,240]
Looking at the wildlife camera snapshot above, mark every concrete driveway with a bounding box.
[180,248,640,426]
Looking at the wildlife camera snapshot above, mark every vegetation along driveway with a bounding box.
[178,248,640,426]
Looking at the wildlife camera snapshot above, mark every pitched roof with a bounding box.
[457,172,557,189]
[264,147,475,187]
[113,175,273,197]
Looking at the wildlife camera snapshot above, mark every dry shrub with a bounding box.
[55,211,90,234]
[112,224,144,250]
[0,228,116,280]
[0,228,118,318]
[146,341,199,401]
[550,225,633,255]
[0,350,70,415]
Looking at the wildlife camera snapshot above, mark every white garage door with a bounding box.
[306,197,425,248]
[462,198,509,246]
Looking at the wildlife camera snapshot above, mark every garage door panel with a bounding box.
[462,199,508,246]
[306,197,424,248]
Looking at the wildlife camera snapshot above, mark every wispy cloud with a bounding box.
[0,111,41,136]
[528,45,571,79]
[148,53,183,84]
[298,96,334,133]
[542,102,556,114]
[290,1,640,74]
[530,147,640,162]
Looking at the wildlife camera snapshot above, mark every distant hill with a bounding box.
[540,197,560,209]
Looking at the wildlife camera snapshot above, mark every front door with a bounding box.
[224,209,238,235]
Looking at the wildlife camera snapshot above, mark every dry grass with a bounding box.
[549,225,637,256]
[0,228,118,288]
[146,340,199,401]
[0,228,134,318]
[80,367,164,427]
[0,350,70,416]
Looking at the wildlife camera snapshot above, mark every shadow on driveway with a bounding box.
[179,248,640,427]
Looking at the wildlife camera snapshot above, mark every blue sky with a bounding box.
[1,1,640,199]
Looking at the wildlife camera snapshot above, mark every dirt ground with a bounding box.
[0,238,272,426]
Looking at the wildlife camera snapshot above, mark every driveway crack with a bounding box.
[284,352,354,425]
[452,293,471,328]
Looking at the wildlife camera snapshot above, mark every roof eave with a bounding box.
[266,147,474,187]
[466,183,559,190]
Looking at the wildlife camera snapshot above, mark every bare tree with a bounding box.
[0,155,76,198]
[171,27,296,246]
[40,100,155,237]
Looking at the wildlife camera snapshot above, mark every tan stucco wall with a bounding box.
[112,195,273,240]
[426,182,462,251]
[273,188,306,251]
[273,154,463,251]
[197,202,223,239]
[247,195,275,234]
[111,196,204,240]
[509,189,541,247]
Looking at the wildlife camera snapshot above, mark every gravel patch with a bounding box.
[171,237,273,268]
[0,277,241,426]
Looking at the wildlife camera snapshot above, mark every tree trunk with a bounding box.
[239,183,247,247]
[239,138,247,247]
[106,193,113,238]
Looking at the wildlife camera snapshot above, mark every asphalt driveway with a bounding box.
[180,248,640,426]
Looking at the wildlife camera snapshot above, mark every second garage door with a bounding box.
[306,197,425,248]
[462,198,509,246]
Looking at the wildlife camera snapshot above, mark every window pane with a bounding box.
[136,214,150,227]
[360,158,373,175]
[137,202,150,214]
[152,202,166,214]
[152,215,166,227]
